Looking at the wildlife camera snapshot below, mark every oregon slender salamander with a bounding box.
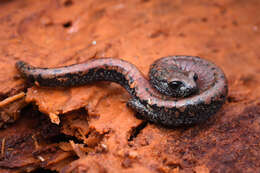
[16,56,228,127]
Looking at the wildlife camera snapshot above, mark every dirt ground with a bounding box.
[0,0,259,172]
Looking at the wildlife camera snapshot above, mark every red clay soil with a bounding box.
[0,0,259,172]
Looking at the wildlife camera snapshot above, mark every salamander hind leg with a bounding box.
[127,98,159,123]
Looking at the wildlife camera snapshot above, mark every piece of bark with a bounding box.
[0,92,26,128]
[0,106,75,173]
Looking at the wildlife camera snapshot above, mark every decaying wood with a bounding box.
[0,0,259,172]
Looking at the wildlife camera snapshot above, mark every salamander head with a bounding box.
[149,63,199,98]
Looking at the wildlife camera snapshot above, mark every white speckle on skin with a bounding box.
[180,87,186,91]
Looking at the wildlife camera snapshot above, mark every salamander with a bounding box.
[16,56,228,127]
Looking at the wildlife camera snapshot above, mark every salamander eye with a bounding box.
[169,81,183,90]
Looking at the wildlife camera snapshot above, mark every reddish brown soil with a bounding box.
[0,0,259,172]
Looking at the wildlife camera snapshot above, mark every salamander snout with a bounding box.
[168,76,198,98]
[149,62,199,98]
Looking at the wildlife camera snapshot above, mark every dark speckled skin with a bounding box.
[16,56,228,127]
